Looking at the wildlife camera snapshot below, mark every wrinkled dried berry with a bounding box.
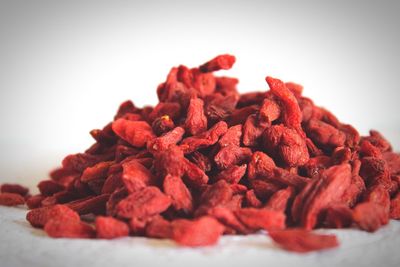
[1,183,29,196]
[116,186,171,219]
[171,216,225,246]
[27,205,80,228]
[0,192,25,206]
[269,229,339,253]
[95,216,130,239]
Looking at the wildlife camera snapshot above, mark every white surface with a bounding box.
[0,205,400,267]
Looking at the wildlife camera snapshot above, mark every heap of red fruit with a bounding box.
[1,54,399,253]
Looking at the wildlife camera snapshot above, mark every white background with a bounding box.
[0,1,399,266]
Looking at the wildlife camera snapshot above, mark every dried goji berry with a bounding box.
[171,216,224,247]
[27,204,80,228]
[242,114,268,147]
[187,151,212,172]
[265,187,295,212]
[235,208,286,231]
[306,119,346,149]
[147,127,185,154]
[390,193,400,219]
[1,183,29,196]
[218,125,242,147]
[81,161,113,183]
[163,174,193,214]
[116,186,171,219]
[268,229,339,253]
[0,192,25,206]
[215,76,239,97]
[185,98,208,136]
[265,76,304,136]
[145,216,173,239]
[245,190,262,208]
[215,164,247,184]
[207,206,250,234]
[214,145,252,170]
[259,98,281,124]
[353,202,389,232]
[26,194,45,209]
[195,180,233,216]
[95,216,129,239]
[180,121,228,154]
[323,204,353,228]
[247,151,276,180]
[122,159,157,193]
[300,164,352,230]
[37,180,65,196]
[112,119,155,148]
[66,194,110,215]
[263,124,309,167]
[45,218,95,239]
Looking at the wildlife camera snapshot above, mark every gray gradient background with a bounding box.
[0,1,399,266]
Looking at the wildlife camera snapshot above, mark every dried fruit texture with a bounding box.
[26,205,80,228]
[265,187,294,212]
[390,193,400,219]
[263,125,309,167]
[95,216,130,239]
[0,192,25,206]
[1,183,29,196]
[214,145,252,170]
[0,54,397,251]
[269,229,339,253]
[300,164,352,230]
[37,180,65,196]
[163,174,193,213]
[112,119,155,148]
[185,98,207,136]
[180,121,228,154]
[199,54,236,73]
[81,161,112,183]
[247,151,276,180]
[196,180,233,216]
[26,195,46,209]
[323,204,353,228]
[306,119,346,150]
[116,186,171,219]
[147,126,185,153]
[45,219,95,239]
[235,208,286,231]
[171,216,225,246]
[353,202,389,232]
[122,159,157,193]
[205,93,238,123]
[360,157,391,190]
[243,114,268,147]
[67,194,110,215]
[207,206,250,234]
[259,98,281,124]
[152,115,175,136]
[218,125,242,147]
[145,216,173,239]
[215,164,247,184]
[265,77,304,136]
[187,151,212,172]
[245,190,262,208]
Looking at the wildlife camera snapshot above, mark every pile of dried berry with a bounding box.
[1,54,400,253]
